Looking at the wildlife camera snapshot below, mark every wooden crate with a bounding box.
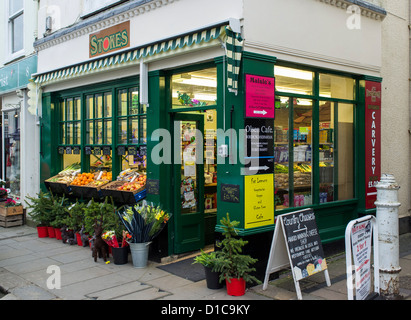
[0,214,24,227]
[0,205,23,217]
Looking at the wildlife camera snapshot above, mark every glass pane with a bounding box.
[86,95,93,119]
[275,66,314,95]
[4,109,21,197]
[319,101,335,203]
[319,74,355,100]
[104,120,112,144]
[337,103,354,200]
[86,121,94,144]
[95,94,103,119]
[293,98,312,207]
[179,120,198,213]
[139,116,147,144]
[95,120,102,144]
[118,119,127,144]
[274,97,290,209]
[9,0,23,15]
[60,100,66,121]
[172,68,217,109]
[74,98,81,120]
[130,88,139,115]
[60,124,66,144]
[129,118,139,144]
[67,123,73,145]
[118,89,127,116]
[11,14,23,53]
[67,98,73,121]
[74,121,81,145]
[104,92,112,117]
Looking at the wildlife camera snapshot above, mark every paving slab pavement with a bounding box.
[2,225,411,301]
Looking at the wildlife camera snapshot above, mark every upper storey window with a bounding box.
[8,0,24,55]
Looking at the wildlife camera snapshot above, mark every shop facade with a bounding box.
[33,0,386,265]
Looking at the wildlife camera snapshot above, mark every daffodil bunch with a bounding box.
[117,201,171,243]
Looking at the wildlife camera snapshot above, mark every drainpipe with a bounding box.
[375,173,401,299]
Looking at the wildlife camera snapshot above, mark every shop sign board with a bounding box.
[245,74,275,119]
[244,174,274,229]
[365,81,381,209]
[220,184,240,203]
[0,55,37,95]
[89,21,130,58]
[263,208,330,300]
[345,215,379,300]
[243,118,274,175]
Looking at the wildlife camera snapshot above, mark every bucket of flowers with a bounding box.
[117,201,171,268]
[102,230,132,265]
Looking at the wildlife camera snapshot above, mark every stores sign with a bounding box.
[89,21,130,58]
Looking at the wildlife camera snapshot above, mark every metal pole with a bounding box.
[375,173,401,299]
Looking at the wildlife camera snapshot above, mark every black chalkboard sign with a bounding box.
[128,146,137,156]
[281,208,327,280]
[103,146,111,155]
[117,146,126,156]
[94,147,102,155]
[85,146,92,155]
[65,146,72,155]
[220,184,240,203]
[73,146,80,155]
[147,179,159,195]
[139,145,147,156]
[58,147,65,155]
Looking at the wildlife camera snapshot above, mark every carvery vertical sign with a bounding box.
[365,81,381,209]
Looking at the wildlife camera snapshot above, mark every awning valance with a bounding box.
[33,24,244,95]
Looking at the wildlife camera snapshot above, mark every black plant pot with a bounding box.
[204,266,223,289]
[112,246,129,265]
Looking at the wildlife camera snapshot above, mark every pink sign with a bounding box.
[245,74,275,119]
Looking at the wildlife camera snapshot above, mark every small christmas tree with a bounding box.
[214,213,261,285]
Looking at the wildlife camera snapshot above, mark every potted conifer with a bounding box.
[213,213,261,296]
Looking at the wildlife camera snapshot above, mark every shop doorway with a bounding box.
[172,111,217,254]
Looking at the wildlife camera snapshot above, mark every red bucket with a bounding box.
[76,233,83,246]
[226,278,246,296]
[47,227,56,238]
[37,226,48,238]
[54,228,62,240]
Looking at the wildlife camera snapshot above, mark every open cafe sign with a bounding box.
[89,21,130,58]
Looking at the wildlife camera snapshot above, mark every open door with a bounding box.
[173,113,205,253]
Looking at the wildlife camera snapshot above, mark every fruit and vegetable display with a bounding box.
[116,168,140,181]
[70,172,96,186]
[102,172,146,193]
[46,163,81,184]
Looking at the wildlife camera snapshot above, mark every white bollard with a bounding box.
[374,173,401,299]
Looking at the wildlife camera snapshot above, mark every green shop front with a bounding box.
[35,23,381,270]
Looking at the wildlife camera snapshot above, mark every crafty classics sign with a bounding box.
[89,21,130,58]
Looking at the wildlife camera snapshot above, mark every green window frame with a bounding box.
[274,64,358,210]
[56,78,145,177]
[59,97,81,146]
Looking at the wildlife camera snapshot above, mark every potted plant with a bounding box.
[213,213,261,296]
[48,194,69,239]
[117,201,171,268]
[65,201,86,245]
[25,191,54,238]
[193,250,222,289]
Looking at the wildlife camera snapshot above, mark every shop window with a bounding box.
[8,0,24,54]
[172,68,217,109]
[3,110,21,198]
[319,74,355,100]
[275,66,314,96]
[274,67,356,209]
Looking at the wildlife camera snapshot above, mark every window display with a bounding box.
[274,66,355,209]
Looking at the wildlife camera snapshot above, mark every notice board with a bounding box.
[263,208,330,299]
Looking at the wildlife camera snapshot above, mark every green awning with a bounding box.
[225,26,244,95]
[34,25,226,85]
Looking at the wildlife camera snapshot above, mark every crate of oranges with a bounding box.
[70,172,110,199]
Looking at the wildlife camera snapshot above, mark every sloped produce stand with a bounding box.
[101,181,146,204]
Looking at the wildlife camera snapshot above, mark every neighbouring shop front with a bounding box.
[33,2,384,271]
